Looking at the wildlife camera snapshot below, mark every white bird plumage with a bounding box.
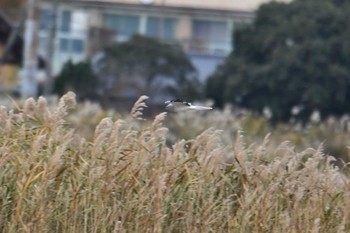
[164,99,213,112]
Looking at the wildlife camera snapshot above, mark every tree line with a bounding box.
[56,0,350,121]
[207,0,350,121]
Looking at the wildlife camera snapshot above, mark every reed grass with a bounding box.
[0,92,349,232]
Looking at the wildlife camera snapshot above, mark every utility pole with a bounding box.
[20,0,39,98]
[43,0,59,96]
[158,0,165,40]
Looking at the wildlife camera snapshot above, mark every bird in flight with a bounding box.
[165,99,213,112]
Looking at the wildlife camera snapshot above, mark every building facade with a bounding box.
[38,0,290,81]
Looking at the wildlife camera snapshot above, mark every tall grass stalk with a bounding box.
[0,93,349,232]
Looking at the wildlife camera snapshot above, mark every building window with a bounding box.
[103,14,140,40]
[72,39,83,53]
[146,17,176,41]
[39,9,52,31]
[59,38,84,54]
[59,38,69,52]
[61,10,71,32]
[191,20,229,54]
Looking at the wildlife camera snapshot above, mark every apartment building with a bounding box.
[38,0,290,80]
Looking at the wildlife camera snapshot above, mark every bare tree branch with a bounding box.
[0,8,26,67]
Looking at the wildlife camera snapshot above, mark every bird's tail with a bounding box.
[189,105,213,111]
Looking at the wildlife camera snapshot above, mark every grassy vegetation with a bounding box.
[0,92,350,232]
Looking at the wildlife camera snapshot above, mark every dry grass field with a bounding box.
[0,92,350,232]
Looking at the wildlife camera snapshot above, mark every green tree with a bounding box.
[54,35,200,106]
[207,0,350,121]
[96,35,200,102]
[54,60,99,100]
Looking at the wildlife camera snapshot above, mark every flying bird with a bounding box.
[164,99,213,112]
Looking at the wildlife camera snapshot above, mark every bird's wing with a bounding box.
[171,102,192,111]
[170,99,191,106]
[188,105,213,111]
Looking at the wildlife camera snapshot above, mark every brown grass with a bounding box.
[0,92,349,232]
